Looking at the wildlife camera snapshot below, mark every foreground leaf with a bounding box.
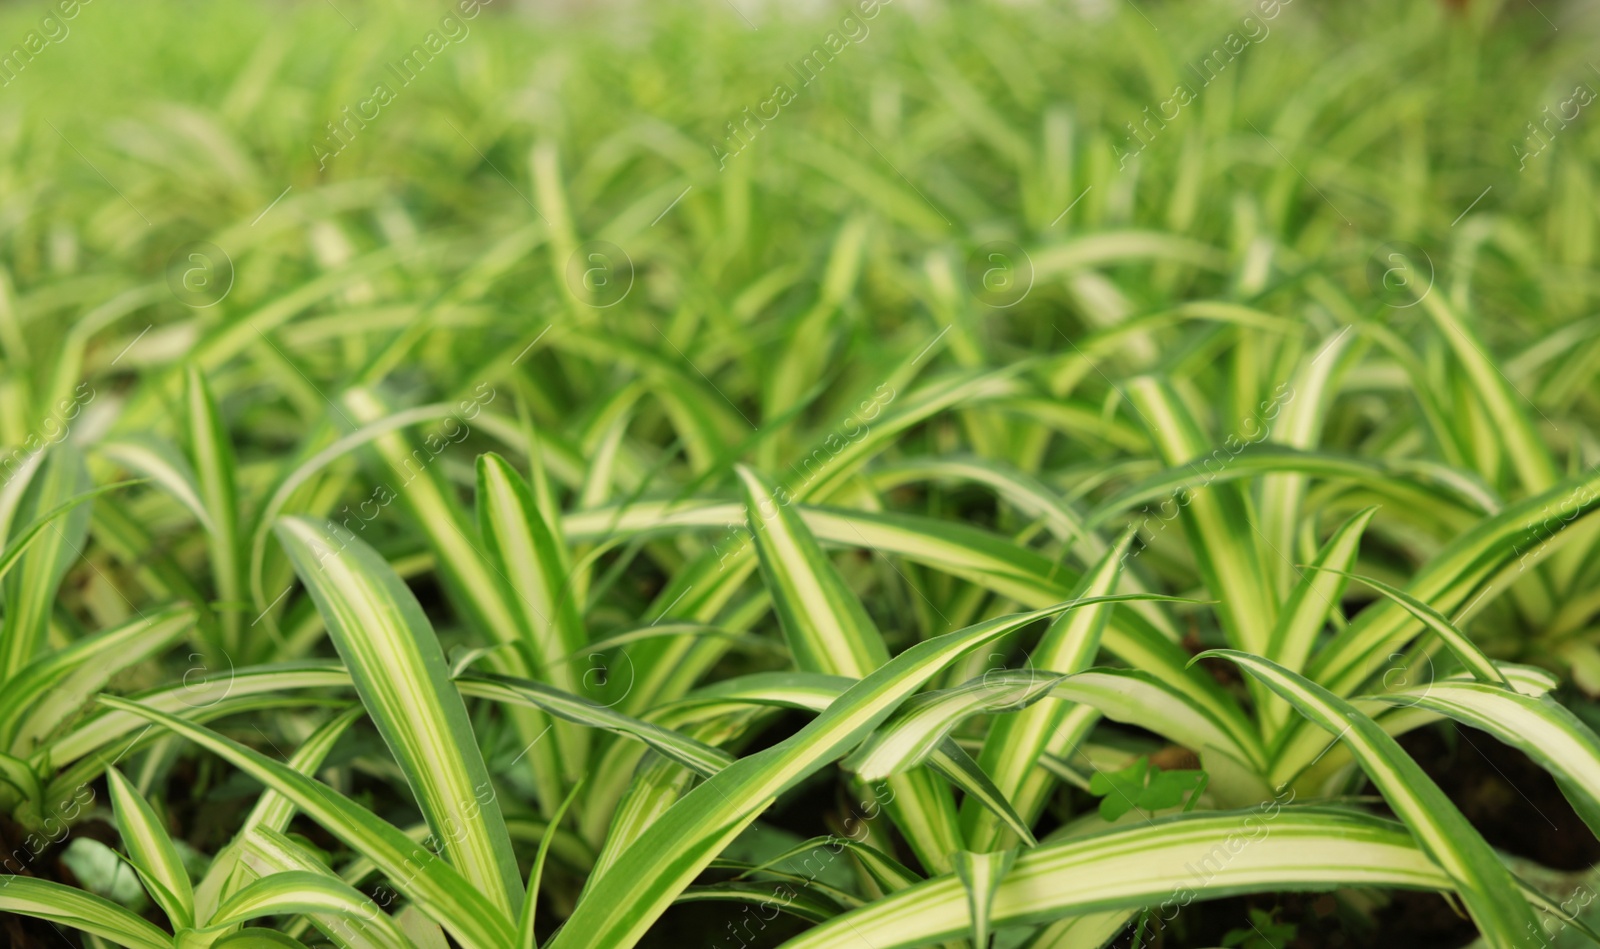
[1198,650,1539,947]
[548,597,1160,949]
[0,876,170,949]
[276,516,523,917]
[777,808,1453,949]
[107,767,195,929]
[98,695,515,949]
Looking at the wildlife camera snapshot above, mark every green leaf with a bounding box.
[1419,291,1557,494]
[1126,376,1275,656]
[842,670,1064,781]
[207,870,408,946]
[456,672,734,777]
[195,707,364,923]
[475,452,589,781]
[547,598,1144,949]
[184,364,245,658]
[0,479,144,593]
[1305,568,1508,687]
[1258,327,1361,597]
[1371,681,1600,840]
[1,444,92,679]
[926,741,1038,847]
[209,929,316,949]
[736,462,962,874]
[97,695,515,949]
[1196,650,1539,947]
[953,849,1016,948]
[521,779,585,949]
[1087,757,1206,822]
[106,766,195,928]
[963,536,1129,848]
[564,499,1257,756]
[1308,468,1600,699]
[41,663,354,796]
[1,604,192,753]
[775,808,1455,949]
[99,437,214,534]
[276,516,524,918]
[736,464,888,676]
[1049,668,1266,781]
[676,880,847,923]
[0,876,170,949]
[337,391,569,816]
[234,827,414,949]
[1223,907,1297,949]
[1264,507,1376,675]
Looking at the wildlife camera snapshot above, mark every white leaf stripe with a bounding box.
[277,517,523,919]
[778,809,1452,949]
[476,452,589,781]
[1372,681,1600,838]
[1308,568,1507,687]
[563,500,1259,755]
[954,849,1016,948]
[0,876,172,949]
[675,881,846,923]
[97,695,515,949]
[964,538,1126,848]
[98,438,215,534]
[1200,650,1539,947]
[737,464,888,675]
[548,599,1146,949]
[106,767,195,929]
[235,829,411,949]
[1274,468,1600,770]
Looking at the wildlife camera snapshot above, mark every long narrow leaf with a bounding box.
[276,517,524,917]
[548,598,1158,949]
[106,766,195,928]
[1198,650,1539,947]
[97,695,515,949]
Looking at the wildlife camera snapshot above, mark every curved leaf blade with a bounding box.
[1198,650,1538,947]
[106,766,195,929]
[276,516,523,918]
[97,695,515,949]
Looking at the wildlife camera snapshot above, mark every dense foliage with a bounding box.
[2,0,1600,946]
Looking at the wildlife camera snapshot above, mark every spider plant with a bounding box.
[1,0,1599,947]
